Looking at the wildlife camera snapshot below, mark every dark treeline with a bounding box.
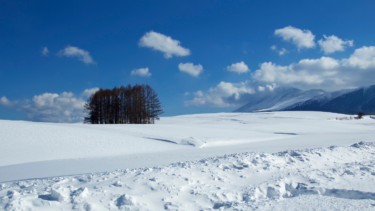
[84,84,163,124]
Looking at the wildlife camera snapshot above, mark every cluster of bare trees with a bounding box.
[84,84,163,124]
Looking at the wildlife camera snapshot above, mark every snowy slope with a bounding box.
[285,89,356,110]
[1,112,375,182]
[287,85,375,114]
[234,88,325,112]
[1,112,375,210]
[2,111,375,182]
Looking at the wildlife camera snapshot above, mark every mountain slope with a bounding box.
[286,85,375,114]
[234,87,325,112]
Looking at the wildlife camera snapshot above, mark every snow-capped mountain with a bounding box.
[286,85,375,114]
[235,84,375,114]
[234,87,326,112]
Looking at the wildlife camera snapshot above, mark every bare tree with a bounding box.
[84,84,163,124]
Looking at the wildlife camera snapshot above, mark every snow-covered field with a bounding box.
[1,111,375,210]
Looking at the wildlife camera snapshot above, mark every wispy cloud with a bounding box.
[271,45,288,55]
[42,47,49,56]
[58,46,96,65]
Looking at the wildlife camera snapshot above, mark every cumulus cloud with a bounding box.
[2,88,98,123]
[131,67,151,77]
[0,96,16,107]
[318,35,354,54]
[252,58,339,88]
[342,46,375,69]
[58,46,96,64]
[139,31,191,59]
[275,26,315,50]
[252,46,375,91]
[42,47,49,56]
[271,45,288,55]
[82,87,100,98]
[178,62,203,77]
[226,61,250,74]
[17,91,86,123]
[185,81,255,107]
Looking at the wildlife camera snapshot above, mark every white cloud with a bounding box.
[257,84,277,92]
[0,96,16,107]
[342,46,375,69]
[17,91,86,123]
[278,48,287,55]
[185,81,255,107]
[178,62,203,77]
[139,31,191,59]
[42,47,49,56]
[3,88,100,123]
[266,83,277,91]
[82,87,99,98]
[318,35,354,54]
[184,92,191,96]
[58,46,96,64]
[270,45,288,55]
[275,26,315,50]
[252,58,338,87]
[194,90,204,97]
[226,61,250,74]
[252,46,375,91]
[131,67,151,77]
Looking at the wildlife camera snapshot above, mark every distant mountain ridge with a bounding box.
[234,87,326,112]
[234,84,375,114]
[285,85,375,114]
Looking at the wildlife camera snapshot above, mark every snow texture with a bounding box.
[1,112,375,210]
[1,142,375,210]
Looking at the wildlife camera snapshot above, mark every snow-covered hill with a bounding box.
[234,87,325,112]
[1,112,375,210]
[286,85,375,114]
[235,84,375,115]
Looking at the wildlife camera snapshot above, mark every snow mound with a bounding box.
[116,194,136,207]
[179,137,206,148]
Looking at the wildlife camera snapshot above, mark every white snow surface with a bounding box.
[1,111,375,210]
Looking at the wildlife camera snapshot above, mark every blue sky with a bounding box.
[1,0,375,122]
